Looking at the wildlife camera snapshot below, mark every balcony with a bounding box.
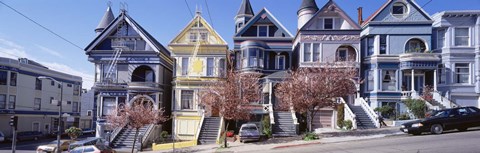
[127,82,163,91]
[399,52,440,63]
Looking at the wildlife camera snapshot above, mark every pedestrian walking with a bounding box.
[378,114,387,128]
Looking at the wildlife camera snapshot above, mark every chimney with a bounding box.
[357,7,363,25]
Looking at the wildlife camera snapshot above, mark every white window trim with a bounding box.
[275,55,286,70]
[323,18,335,30]
[206,57,214,76]
[257,25,269,37]
[453,27,471,47]
[303,43,312,62]
[437,29,446,49]
[32,122,41,132]
[391,2,409,17]
[453,63,471,85]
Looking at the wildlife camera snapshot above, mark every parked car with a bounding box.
[82,128,95,135]
[0,131,4,142]
[68,137,107,152]
[69,144,115,153]
[239,123,260,142]
[8,131,43,142]
[36,140,74,153]
[400,106,480,135]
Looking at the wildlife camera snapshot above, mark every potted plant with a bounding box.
[226,131,236,142]
[65,126,83,140]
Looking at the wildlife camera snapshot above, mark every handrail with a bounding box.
[216,117,224,144]
[432,91,459,108]
[195,110,205,142]
[110,123,127,143]
[358,98,380,128]
[339,98,356,130]
[290,106,299,125]
[141,124,155,145]
[266,104,275,124]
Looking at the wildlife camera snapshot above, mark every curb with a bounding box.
[272,142,322,149]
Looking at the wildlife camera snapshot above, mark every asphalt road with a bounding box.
[267,129,480,153]
[0,133,95,153]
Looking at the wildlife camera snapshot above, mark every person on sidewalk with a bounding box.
[378,114,387,128]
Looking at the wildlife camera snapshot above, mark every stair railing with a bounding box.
[357,98,380,128]
[216,117,225,144]
[195,110,205,144]
[432,91,459,108]
[141,124,155,147]
[339,98,357,130]
[110,123,127,143]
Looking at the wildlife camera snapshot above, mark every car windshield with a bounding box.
[48,141,59,145]
[433,110,449,117]
[242,126,257,131]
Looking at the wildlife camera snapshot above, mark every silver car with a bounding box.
[239,123,260,142]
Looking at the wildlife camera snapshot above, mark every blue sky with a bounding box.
[0,0,479,89]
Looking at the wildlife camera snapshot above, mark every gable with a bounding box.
[235,8,293,38]
[301,1,360,30]
[367,0,432,24]
[169,15,227,45]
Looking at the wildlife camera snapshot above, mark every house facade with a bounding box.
[0,57,82,137]
[80,89,95,130]
[84,7,173,139]
[293,0,362,130]
[169,11,228,142]
[360,0,438,115]
[432,11,480,108]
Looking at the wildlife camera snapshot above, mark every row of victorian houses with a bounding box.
[82,0,480,147]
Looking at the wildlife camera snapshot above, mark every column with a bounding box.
[374,35,380,55]
[373,68,379,92]
[411,69,415,92]
[434,69,438,91]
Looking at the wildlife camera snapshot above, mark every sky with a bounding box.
[0,0,479,89]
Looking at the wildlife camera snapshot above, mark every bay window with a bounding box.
[367,70,374,91]
[303,43,311,62]
[454,28,469,46]
[367,37,375,56]
[242,48,264,68]
[102,97,116,116]
[437,29,446,49]
[382,70,396,91]
[455,63,470,84]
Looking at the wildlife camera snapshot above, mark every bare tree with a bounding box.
[275,63,357,132]
[199,70,261,147]
[107,98,168,153]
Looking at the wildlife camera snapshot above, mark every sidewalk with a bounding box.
[140,127,403,153]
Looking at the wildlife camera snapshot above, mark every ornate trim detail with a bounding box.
[301,35,360,41]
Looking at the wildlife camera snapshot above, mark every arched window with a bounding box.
[132,65,155,82]
[405,38,427,53]
[336,46,357,62]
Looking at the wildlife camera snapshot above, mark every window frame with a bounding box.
[8,95,15,109]
[454,63,470,84]
[102,97,116,116]
[303,43,312,62]
[392,2,408,16]
[10,72,16,86]
[181,57,189,76]
[0,71,7,85]
[275,55,286,70]
[189,32,198,43]
[34,98,41,110]
[367,70,374,91]
[437,29,446,49]
[72,101,79,112]
[206,57,214,76]
[323,18,334,30]
[257,25,269,37]
[337,48,348,62]
[0,94,6,109]
[438,64,446,84]
[367,37,375,56]
[454,27,470,47]
[181,90,194,110]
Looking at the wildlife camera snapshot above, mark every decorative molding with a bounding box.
[301,35,360,41]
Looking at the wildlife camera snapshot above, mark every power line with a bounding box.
[0,1,84,50]
[204,0,215,29]
[184,0,194,18]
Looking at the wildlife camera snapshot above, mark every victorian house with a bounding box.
[169,10,228,144]
[233,0,294,136]
[294,0,363,130]
[84,6,173,148]
[431,11,480,108]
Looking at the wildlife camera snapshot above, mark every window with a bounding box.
[437,29,446,49]
[367,70,374,91]
[67,101,72,105]
[367,37,375,56]
[73,102,79,112]
[200,32,208,41]
[32,122,40,132]
[8,95,15,109]
[313,44,320,62]
[87,110,92,116]
[35,78,42,90]
[67,84,72,87]
[73,84,80,96]
[218,58,226,77]
[0,95,5,109]
[438,64,446,84]
[242,48,263,68]
[455,63,470,84]
[10,72,16,86]
[405,38,426,53]
[50,97,54,105]
[275,55,285,70]
[303,43,311,62]
[190,32,198,42]
[182,57,189,75]
[455,28,469,46]
[51,81,55,86]
[392,2,407,15]
[337,48,348,61]
[380,35,387,54]
[181,90,194,110]
[34,98,41,110]
[258,26,268,37]
[382,70,396,91]
[0,71,7,85]
[206,58,214,76]
[324,18,333,29]
[102,64,117,83]
[248,48,258,67]
[102,97,116,116]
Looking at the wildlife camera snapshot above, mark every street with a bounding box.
[266,129,480,153]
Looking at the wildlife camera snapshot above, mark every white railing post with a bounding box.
[195,110,205,142]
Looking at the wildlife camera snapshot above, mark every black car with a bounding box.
[400,107,480,135]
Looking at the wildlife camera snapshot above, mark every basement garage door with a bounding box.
[312,110,333,129]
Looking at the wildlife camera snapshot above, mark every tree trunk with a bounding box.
[307,111,312,132]
[131,128,139,153]
[223,122,229,148]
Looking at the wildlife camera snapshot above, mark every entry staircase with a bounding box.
[272,112,297,137]
[348,105,377,129]
[111,124,153,149]
[198,117,221,145]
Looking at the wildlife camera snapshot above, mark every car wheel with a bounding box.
[431,124,443,134]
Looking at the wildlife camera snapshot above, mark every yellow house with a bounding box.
[168,10,228,144]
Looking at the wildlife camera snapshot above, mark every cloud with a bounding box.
[0,38,95,89]
[36,45,65,59]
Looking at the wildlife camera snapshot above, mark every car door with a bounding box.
[456,108,471,127]
[466,107,480,127]
[443,109,461,130]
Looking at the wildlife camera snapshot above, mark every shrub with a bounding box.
[398,113,411,120]
[303,132,319,141]
[404,99,427,119]
[344,120,353,130]
[337,103,345,129]
[262,115,272,138]
[374,105,394,117]
[65,126,83,140]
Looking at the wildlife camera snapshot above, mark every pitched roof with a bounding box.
[300,0,360,30]
[362,0,432,27]
[234,8,293,38]
[85,11,171,59]
[95,6,114,32]
[298,0,319,14]
[236,0,254,17]
[169,13,227,45]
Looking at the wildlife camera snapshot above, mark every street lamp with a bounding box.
[38,76,63,153]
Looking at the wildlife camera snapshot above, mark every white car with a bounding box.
[239,123,260,142]
[0,131,4,142]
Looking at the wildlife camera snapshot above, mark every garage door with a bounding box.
[312,110,333,129]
